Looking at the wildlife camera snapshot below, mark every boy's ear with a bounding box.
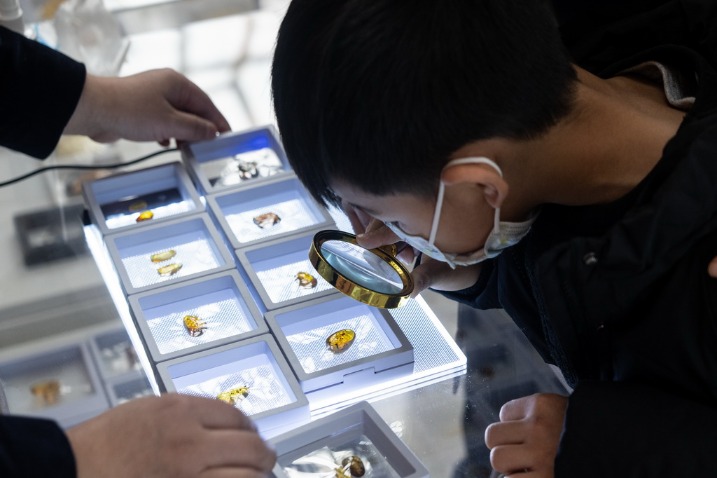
[441,161,509,209]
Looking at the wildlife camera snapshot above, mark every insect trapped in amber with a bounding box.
[150,249,176,263]
[252,212,281,229]
[326,329,356,354]
[157,263,182,277]
[183,315,207,337]
[30,379,61,406]
[341,456,366,477]
[217,386,250,405]
[136,210,154,222]
[295,271,318,289]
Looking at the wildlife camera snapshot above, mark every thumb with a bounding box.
[709,256,717,278]
[356,222,400,249]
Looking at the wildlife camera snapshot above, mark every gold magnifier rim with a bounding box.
[309,230,414,309]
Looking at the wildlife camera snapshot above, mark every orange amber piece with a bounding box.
[150,249,176,263]
[326,329,356,353]
[217,386,249,405]
[136,210,154,222]
[295,271,318,289]
[30,380,61,406]
[183,314,207,337]
[157,263,182,277]
[252,212,281,229]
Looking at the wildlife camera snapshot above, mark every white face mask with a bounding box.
[384,157,536,269]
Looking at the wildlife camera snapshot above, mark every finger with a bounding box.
[502,471,542,478]
[356,222,399,249]
[201,468,268,478]
[343,202,365,235]
[195,430,276,472]
[410,258,453,296]
[490,444,535,475]
[499,396,531,422]
[167,110,223,142]
[485,421,527,449]
[169,76,232,134]
[709,256,717,278]
[171,394,257,431]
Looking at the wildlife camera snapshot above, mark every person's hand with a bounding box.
[64,69,231,145]
[709,257,717,278]
[484,394,568,478]
[66,393,276,478]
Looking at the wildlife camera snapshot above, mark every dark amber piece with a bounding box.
[295,271,318,289]
[217,386,250,405]
[150,249,176,263]
[136,210,154,222]
[30,380,61,406]
[183,315,207,337]
[128,200,148,212]
[157,262,182,277]
[326,329,356,353]
[252,212,281,229]
[341,456,366,477]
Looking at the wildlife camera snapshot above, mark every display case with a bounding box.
[157,334,310,437]
[129,270,268,362]
[270,401,429,478]
[82,161,204,234]
[0,341,109,428]
[207,175,335,250]
[182,125,292,194]
[89,326,142,378]
[104,214,235,295]
[104,373,154,407]
[235,231,338,311]
[265,295,414,396]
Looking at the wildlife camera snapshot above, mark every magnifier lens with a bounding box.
[320,240,404,295]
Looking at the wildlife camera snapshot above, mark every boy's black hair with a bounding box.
[271,0,576,207]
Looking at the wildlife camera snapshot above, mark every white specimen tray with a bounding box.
[83,161,203,234]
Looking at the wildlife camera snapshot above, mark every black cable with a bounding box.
[0,147,180,188]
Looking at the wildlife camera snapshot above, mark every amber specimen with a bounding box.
[157,263,182,277]
[217,386,250,405]
[341,456,366,477]
[30,380,61,406]
[128,200,148,212]
[150,249,176,263]
[326,329,356,353]
[183,315,207,337]
[136,210,154,222]
[295,271,318,289]
[252,212,281,229]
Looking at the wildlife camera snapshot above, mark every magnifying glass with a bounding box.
[309,230,414,309]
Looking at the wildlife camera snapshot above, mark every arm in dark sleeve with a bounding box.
[556,380,717,477]
[0,415,76,477]
[0,26,86,159]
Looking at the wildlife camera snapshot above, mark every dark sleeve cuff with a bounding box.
[0,415,77,477]
[0,26,86,159]
[556,380,717,477]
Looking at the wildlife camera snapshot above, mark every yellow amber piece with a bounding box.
[150,249,177,263]
[136,210,154,222]
[326,329,356,353]
[341,456,366,477]
[128,200,148,212]
[183,315,207,337]
[30,380,61,406]
[217,386,250,405]
[295,271,318,289]
[252,212,281,229]
[157,263,182,277]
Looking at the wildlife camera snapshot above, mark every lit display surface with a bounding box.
[255,256,333,304]
[105,199,196,229]
[225,197,321,243]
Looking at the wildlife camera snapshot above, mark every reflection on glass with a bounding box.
[320,240,403,294]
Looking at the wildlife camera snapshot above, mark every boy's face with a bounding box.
[331,178,496,259]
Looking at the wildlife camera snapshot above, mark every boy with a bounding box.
[271,1,717,476]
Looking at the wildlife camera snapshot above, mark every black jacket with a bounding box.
[444,44,717,477]
[0,25,83,478]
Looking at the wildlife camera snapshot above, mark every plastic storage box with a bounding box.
[104,373,154,407]
[104,214,235,295]
[89,326,143,379]
[207,175,335,250]
[265,295,414,396]
[182,125,292,194]
[129,271,268,362]
[0,342,109,428]
[157,334,310,437]
[270,401,429,478]
[83,161,204,234]
[235,231,339,311]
